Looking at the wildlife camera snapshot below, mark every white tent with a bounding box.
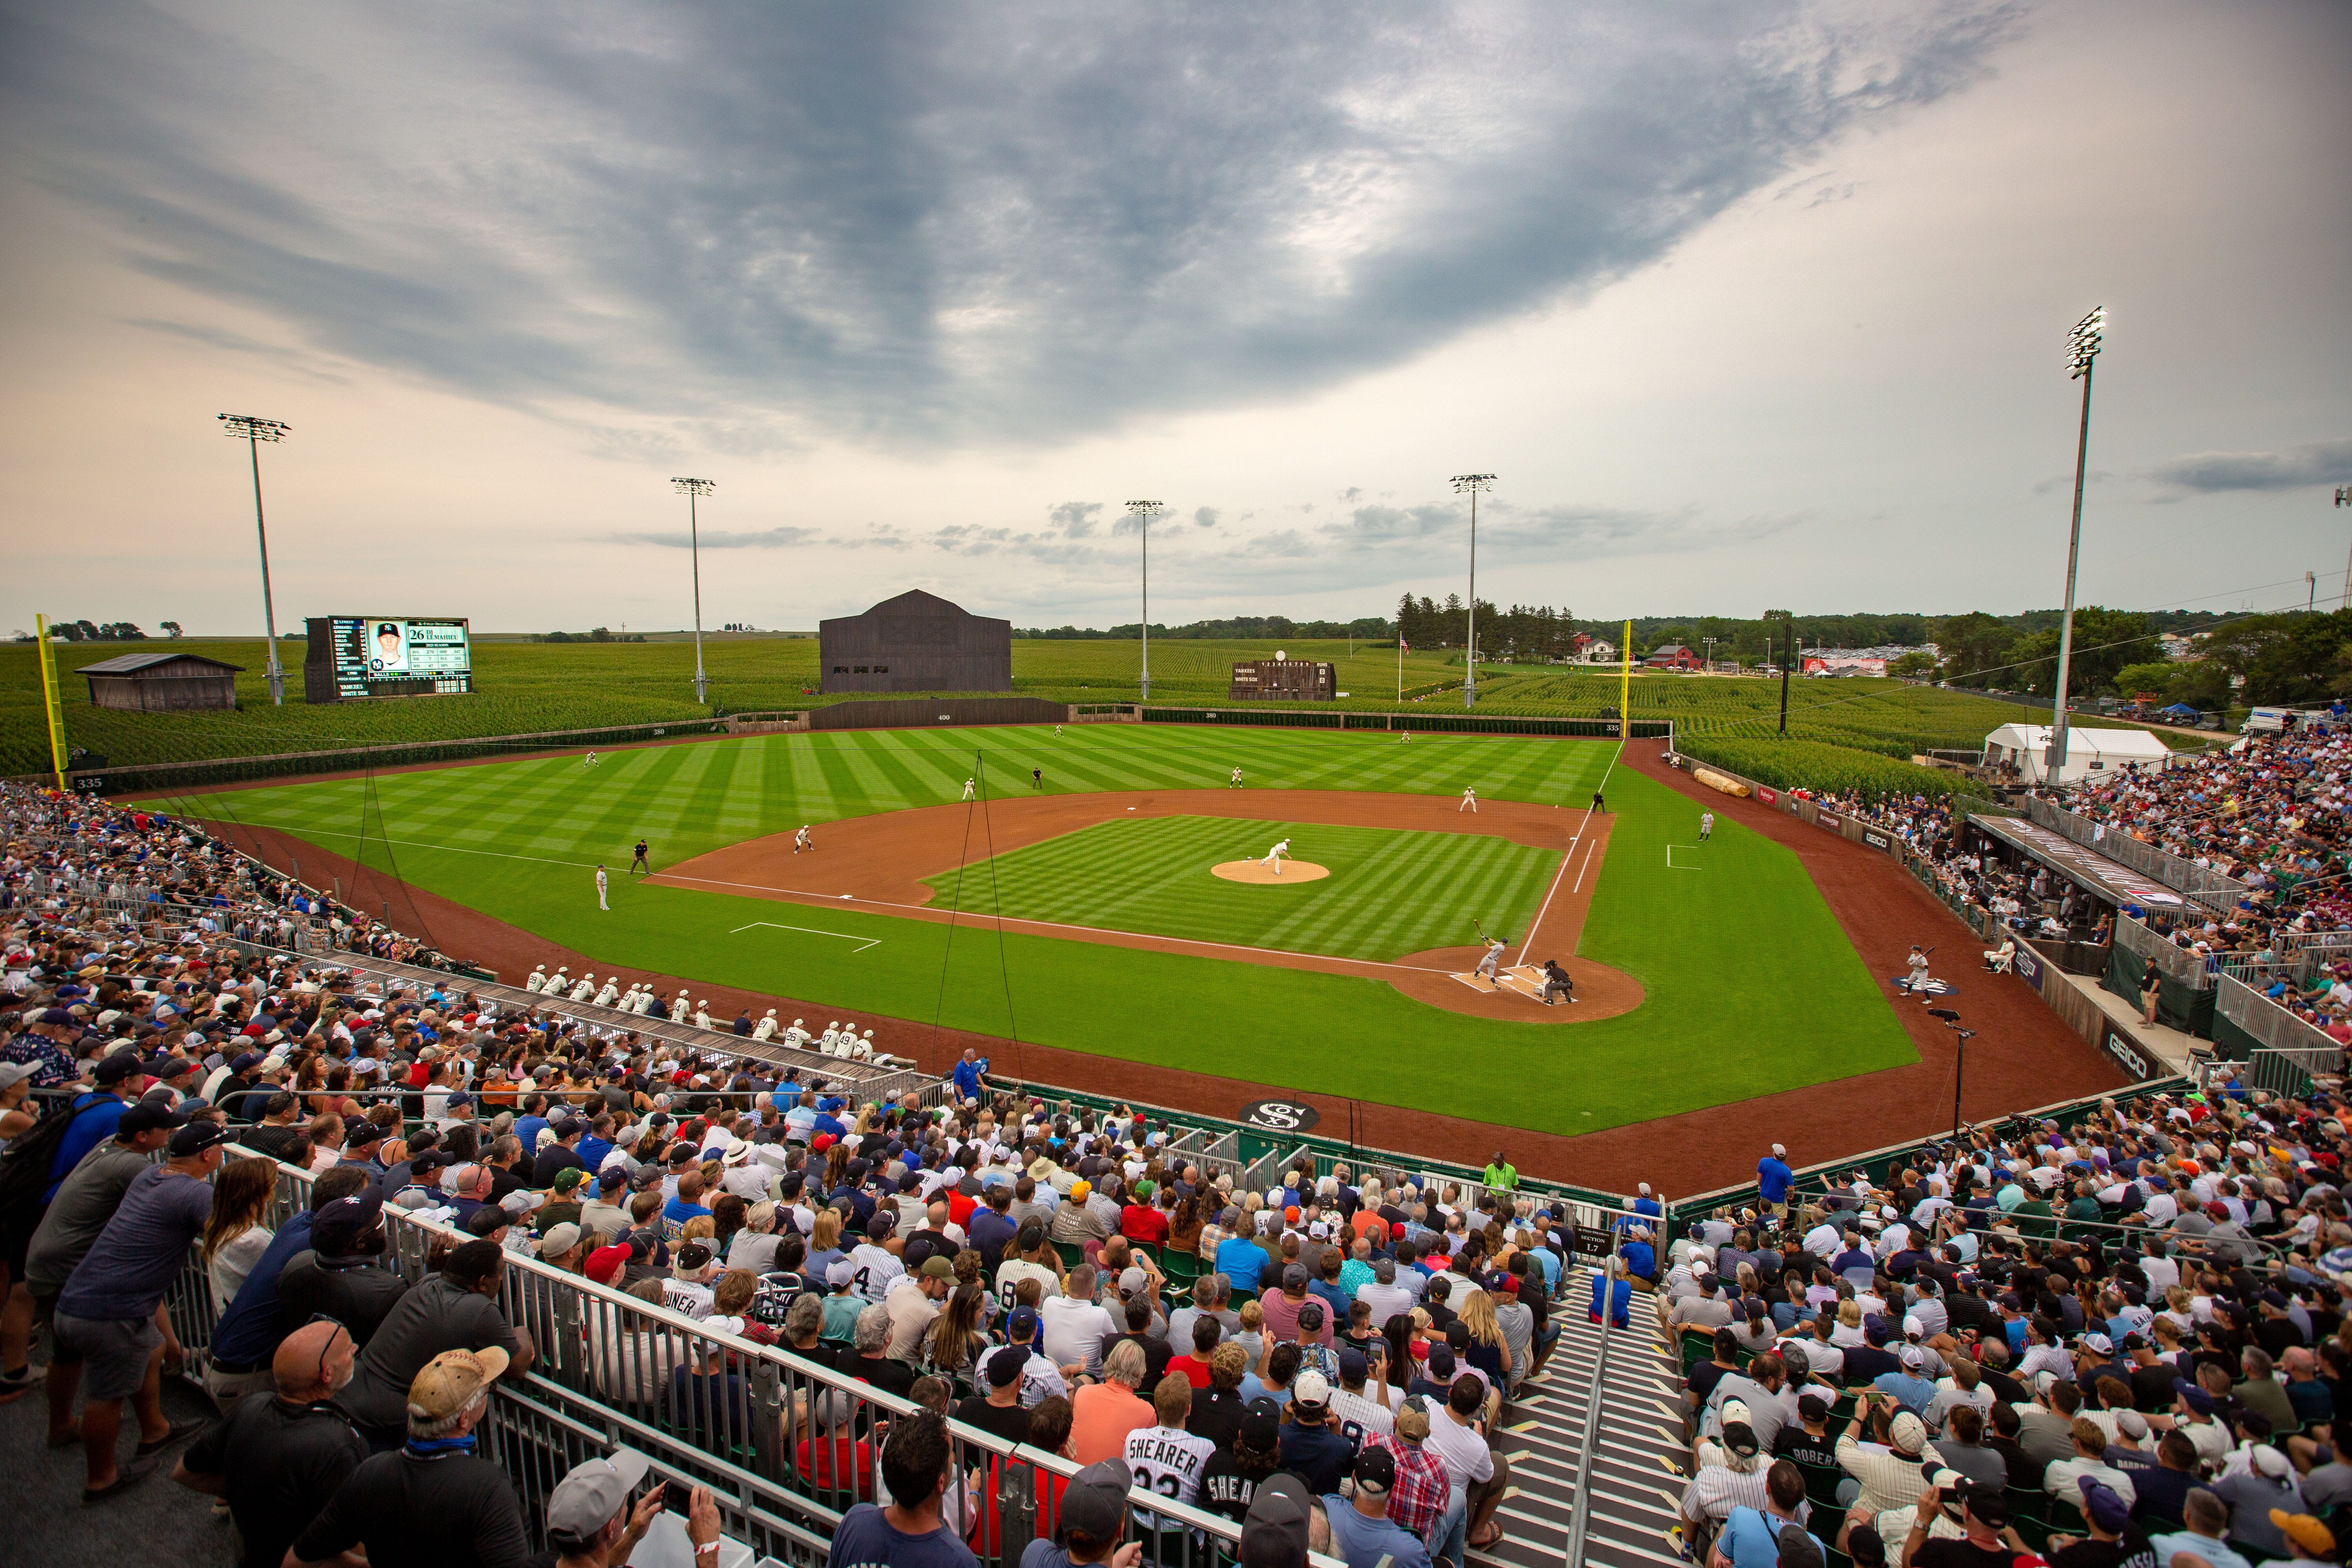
[1981,723,2174,786]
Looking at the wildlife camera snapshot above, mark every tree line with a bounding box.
[1016,615,1392,640]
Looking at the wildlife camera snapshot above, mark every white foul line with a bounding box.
[1570,838,1599,893]
[728,921,881,953]
[1512,739,1621,967]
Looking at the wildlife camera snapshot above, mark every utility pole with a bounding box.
[1450,474,1494,708]
[2047,306,2106,781]
[672,478,715,704]
[218,414,291,704]
[2337,488,2351,608]
[1125,501,1163,702]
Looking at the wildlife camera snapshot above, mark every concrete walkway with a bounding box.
[3,1368,225,1568]
[2057,969,2207,1072]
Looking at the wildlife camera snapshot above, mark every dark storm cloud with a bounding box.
[2147,438,2352,493]
[4,2,2021,448]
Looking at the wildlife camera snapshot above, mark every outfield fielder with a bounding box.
[584,751,599,768]
[1459,784,1478,813]
[1229,767,1243,789]
[961,778,976,801]
[1699,810,1715,841]
[1260,838,1290,875]
[595,864,609,911]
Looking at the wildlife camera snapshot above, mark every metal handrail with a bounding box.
[173,1147,1345,1568]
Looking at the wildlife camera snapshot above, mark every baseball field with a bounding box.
[146,722,1919,1136]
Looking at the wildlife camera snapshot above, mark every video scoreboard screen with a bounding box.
[303,616,473,702]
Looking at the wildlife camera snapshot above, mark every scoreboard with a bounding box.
[303,616,474,702]
[1229,658,1336,701]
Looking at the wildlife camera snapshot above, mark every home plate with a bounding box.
[1498,965,1550,1002]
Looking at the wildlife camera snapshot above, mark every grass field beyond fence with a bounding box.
[14,634,2207,780]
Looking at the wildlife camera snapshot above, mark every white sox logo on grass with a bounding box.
[1239,1099,1321,1134]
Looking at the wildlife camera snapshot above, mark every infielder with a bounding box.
[1699,811,1714,841]
[595,864,609,910]
[1476,936,1507,979]
[961,778,976,801]
[1459,785,1478,813]
[793,824,813,854]
[1229,767,1243,789]
[1260,837,1290,875]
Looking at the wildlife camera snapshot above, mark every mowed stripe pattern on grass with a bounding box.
[927,815,1561,962]
[167,723,1616,876]
[142,728,1923,1138]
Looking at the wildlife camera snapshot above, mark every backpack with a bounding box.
[0,1092,100,1214]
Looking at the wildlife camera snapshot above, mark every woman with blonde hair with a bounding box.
[1457,1287,1513,1388]
[806,1205,845,1261]
[1830,1298,1866,1348]
[202,1154,281,1311]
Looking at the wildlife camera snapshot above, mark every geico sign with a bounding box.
[2102,1025,2150,1080]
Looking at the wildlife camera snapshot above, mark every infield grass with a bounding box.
[924,815,1561,962]
[141,724,1918,1137]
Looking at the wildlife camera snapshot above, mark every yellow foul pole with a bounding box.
[35,615,69,791]
[1619,619,1632,738]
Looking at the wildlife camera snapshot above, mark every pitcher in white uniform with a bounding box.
[1260,838,1291,875]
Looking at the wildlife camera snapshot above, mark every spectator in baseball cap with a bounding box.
[1037,1456,1138,1566]
[1239,1472,1317,1568]
[286,1349,526,1568]
[542,1450,720,1566]
[1325,1445,1432,1568]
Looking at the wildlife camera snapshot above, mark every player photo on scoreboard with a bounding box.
[369,619,410,674]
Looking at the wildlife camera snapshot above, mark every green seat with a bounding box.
[1055,1241,1085,1269]
[1161,1248,1200,1288]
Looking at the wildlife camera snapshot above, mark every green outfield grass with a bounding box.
[924,815,1561,962]
[11,632,2207,777]
[140,724,1918,1136]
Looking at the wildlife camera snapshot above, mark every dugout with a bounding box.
[818,589,1011,695]
[78,650,244,712]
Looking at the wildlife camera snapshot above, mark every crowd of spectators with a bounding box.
[0,779,1612,1568]
[1667,1086,2352,1568]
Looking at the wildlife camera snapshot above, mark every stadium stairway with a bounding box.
[1479,1277,1690,1568]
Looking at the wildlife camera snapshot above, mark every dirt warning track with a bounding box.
[650,789,1639,1022]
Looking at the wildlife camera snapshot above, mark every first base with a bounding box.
[1211,860,1330,884]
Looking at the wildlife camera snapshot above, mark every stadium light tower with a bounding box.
[218,414,292,705]
[1125,500,1164,703]
[1451,474,1495,708]
[672,478,716,704]
[2046,305,2105,781]
[2336,486,2351,608]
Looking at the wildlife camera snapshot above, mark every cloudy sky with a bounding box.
[4,0,2347,636]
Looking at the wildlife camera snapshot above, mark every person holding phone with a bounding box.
[542,1451,723,1568]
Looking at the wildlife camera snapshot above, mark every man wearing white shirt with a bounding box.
[1802,1221,1842,1260]
[1359,1260,1416,1329]
[1039,1264,1118,1379]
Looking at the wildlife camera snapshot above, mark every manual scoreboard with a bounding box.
[303,616,473,702]
[1229,658,1336,701]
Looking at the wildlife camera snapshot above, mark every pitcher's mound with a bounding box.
[1212,860,1330,884]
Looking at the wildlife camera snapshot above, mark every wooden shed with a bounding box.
[79,651,244,712]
